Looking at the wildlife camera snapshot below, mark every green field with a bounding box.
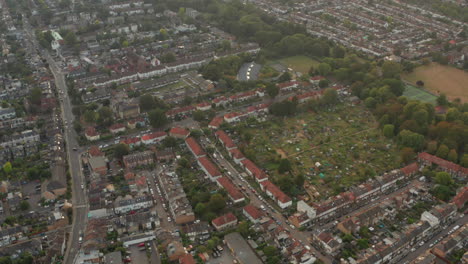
[238,104,401,198]
[268,56,320,74]
[403,85,437,105]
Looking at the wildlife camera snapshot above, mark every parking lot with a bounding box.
[129,244,149,264]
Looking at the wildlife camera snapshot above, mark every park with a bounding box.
[238,103,401,198]
[403,62,468,103]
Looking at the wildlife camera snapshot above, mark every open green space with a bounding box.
[403,85,437,105]
[239,104,401,198]
[268,55,320,75]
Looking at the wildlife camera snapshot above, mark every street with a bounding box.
[21,16,88,264]
[204,136,332,264]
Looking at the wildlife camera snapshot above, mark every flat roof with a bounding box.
[224,232,263,264]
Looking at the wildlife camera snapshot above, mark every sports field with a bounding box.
[268,56,320,74]
[403,85,437,105]
[403,63,468,103]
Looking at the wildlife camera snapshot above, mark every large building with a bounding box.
[224,232,263,264]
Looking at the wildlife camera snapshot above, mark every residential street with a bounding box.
[205,137,332,264]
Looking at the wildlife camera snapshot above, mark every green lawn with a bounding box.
[238,104,401,198]
[268,56,320,74]
[403,85,437,105]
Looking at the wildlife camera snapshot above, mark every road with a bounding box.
[202,136,332,264]
[400,214,467,263]
[22,17,89,264]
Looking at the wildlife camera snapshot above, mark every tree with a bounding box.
[3,162,12,174]
[318,79,329,88]
[160,52,176,63]
[97,106,113,126]
[278,72,291,82]
[64,31,77,46]
[263,246,278,257]
[114,144,129,160]
[295,174,305,186]
[139,94,155,112]
[365,97,377,109]
[237,221,250,237]
[447,149,458,163]
[435,172,453,186]
[19,200,30,211]
[84,110,97,123]
[460,154,468,167]
[398,130,425,151]
[400,147,415,164]
[162,136,177,148]
[148,109,168,128]
[381,61,402,78]
[317,63,331,76]
[308,66,315,76]
[29,87,42,105]
[383,124,394,138]
[265,83,279,98]
[446,108,461,122]
[431,185,454,201]
[321,88,338,105]
[435,144,449,159]
[278,159,291,173]
[208,193,225,213]
[357,239,370,250]
[192,110,206,122]
[437,94,448,106]
[427,141,438,154]
[194,203,206,215]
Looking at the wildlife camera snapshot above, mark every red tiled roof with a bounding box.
[124,172,135,180]
[261,180,291,204]
[142,131,166,141]
[179,253,196,264]
[88,146,104,157]
[289,90,323,101]
[215,130,236,149]
[166,105,195,116]
[170,127,190,137]
[196,102,210,108]
[453,187,468,209]
[229,90,256,101]
[209,116,224,128]
[213,96,228,104]
[198,156,221,177]
[224,112,245,119]
[185,137,205,157]
[217,177,243,201]
[85,127,99,137]
[243,204,263,220]
[241,159,268,181]
[310,76,325,81]
[418,152,465,173]
[121,137,141,145]
[109,123,125,131]
[229,148,245,160]
[401,162,418,176]
[211,212,237,227]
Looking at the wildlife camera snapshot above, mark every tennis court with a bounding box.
[403,85,437,104]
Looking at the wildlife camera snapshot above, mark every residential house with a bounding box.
[243,204,264,224]
[260,180,292,209]
[85,127,100,141]
[122,151,154,168]
[114,195,153,215]
[116,101,140,119]
[212,213,238,231]
[88,156,108,175]
[0,108,16,120]
[208,116,224,129]
[452,187,468,209]
[141,131,166,145]
[185,137,205,157]
[169,127,190,139]
[241,159,268,183]
[216,177,244,203]
[313,232,342,256]
[214,130,236,150]
[197,156,221,181]
[418,152,467,178]
[224,232,263,264]
[109,123,126,134]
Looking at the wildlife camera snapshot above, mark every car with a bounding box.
[217,245,223,251]
[138,242,145,247]
[410,248,416,252]
[419,241,424,246]
[167,217,172,222]
[81,184,84,189]
[73,147,77,151]
[429,243,434,247]
[78,236,83,244]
